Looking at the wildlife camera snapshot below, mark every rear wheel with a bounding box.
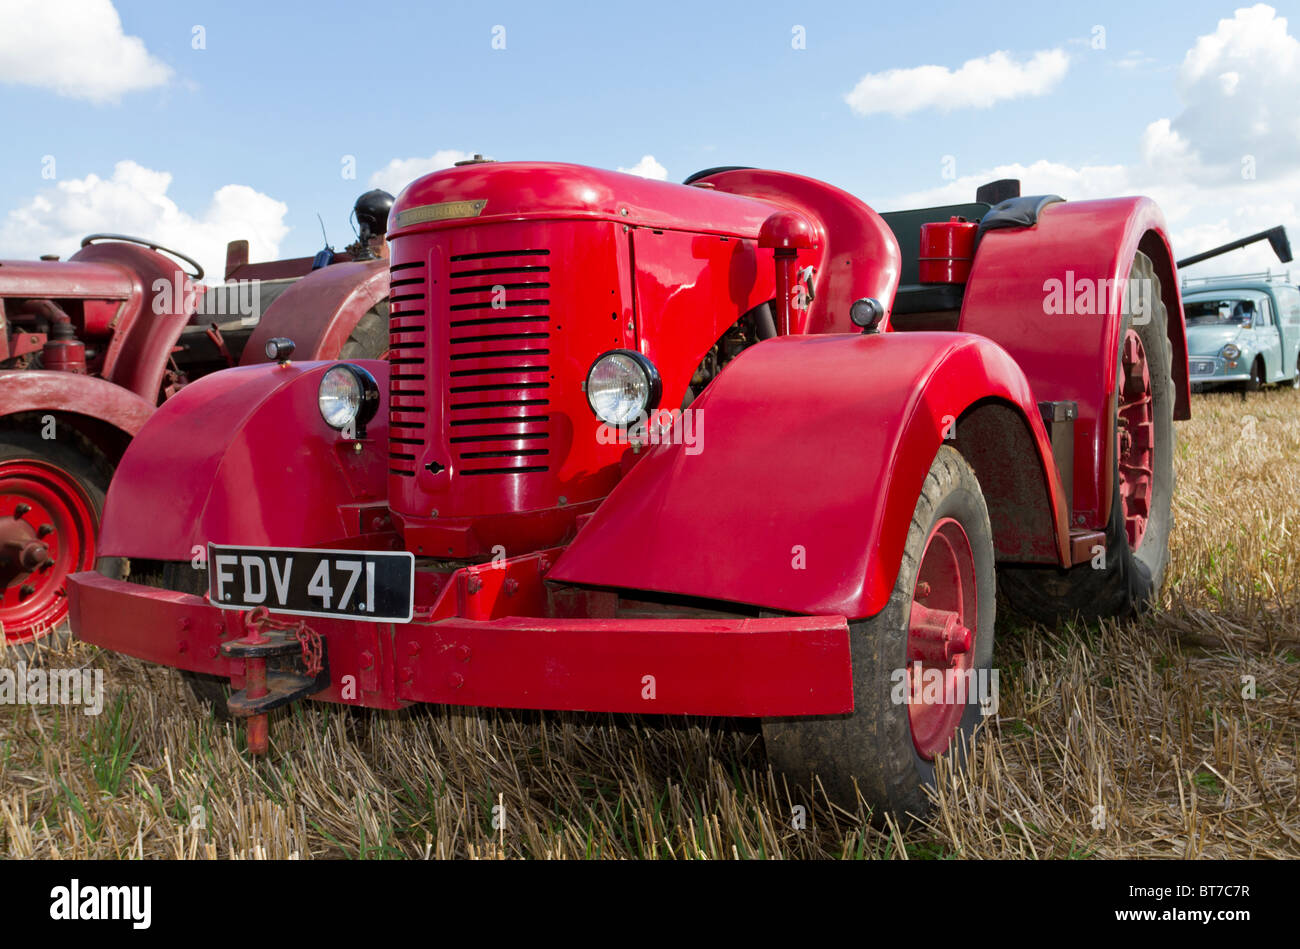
[999,250,1175,623]
[0,432,123,654]
[338,303,389,360]
[763,446,996,816]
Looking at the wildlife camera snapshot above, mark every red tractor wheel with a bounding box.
[999,250,1175,623]
[763,446,996,816]
[0,432,120,652]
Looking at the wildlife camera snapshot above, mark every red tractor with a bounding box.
[69,161,1190,813]
[0,190,394,651]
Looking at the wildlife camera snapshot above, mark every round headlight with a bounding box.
[318,364,380,434]
[585,350,662,425]
[1221,343,1241,359]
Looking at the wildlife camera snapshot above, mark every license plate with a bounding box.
[207,544,415,622]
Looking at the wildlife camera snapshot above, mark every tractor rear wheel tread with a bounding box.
[999,250,1175,624]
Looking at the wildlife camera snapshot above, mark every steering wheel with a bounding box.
[80,233,205,281]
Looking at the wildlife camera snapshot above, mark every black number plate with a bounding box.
[208,544,415,622]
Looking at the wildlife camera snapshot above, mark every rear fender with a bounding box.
[239,260,388,365]
[959,197,1190,530]
[549,332,1070,619]
[97,359,390,559]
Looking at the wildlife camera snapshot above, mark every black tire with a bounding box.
[0,430,124,658]
[1245,357,1264,393]
[999,251,1175,624]
[1290,355,1298,390]
[131,559,231,719]
[338,303,389,360]
[762,446,997,817]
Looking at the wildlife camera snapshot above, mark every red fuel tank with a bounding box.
[918,217,978,283]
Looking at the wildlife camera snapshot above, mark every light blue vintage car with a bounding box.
[1183,276,1300,391]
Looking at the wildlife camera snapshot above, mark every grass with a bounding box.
[1,386,1298,858]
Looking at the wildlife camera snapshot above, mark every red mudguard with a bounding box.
[549,331,1071,619]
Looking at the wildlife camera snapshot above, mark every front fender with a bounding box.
[0,370,154,437]
[239,260,388,365]
[549,332,1069,619]
[98,360,389,559]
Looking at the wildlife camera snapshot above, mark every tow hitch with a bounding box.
[221,606,330,754]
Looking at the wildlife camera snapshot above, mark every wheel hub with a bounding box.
[0,459,98,645]
[905,517,978,760]
[1117,329,1154,550]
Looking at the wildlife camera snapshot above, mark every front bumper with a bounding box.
[1188,355,1250,384]
[68,564,853,717]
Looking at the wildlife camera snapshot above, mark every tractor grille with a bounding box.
[387,259,430,478]
[444,249,552,476]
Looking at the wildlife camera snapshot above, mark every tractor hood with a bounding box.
[387,161,779,240]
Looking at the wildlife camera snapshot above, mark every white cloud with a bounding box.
[845,48,1069,117]
[0,161,288,284]
[0,0,171,103]
[617,155,669,180]
[880,6,1300,278]
[368,151,478,196]
[1168,4,1300,173]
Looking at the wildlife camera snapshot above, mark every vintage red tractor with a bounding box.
[0,191,395,651]
[69,161,1190,813]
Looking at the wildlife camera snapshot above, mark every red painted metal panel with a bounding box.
[691,167,902,332]
[239,260,388,366]
[69,242,194,402]
[632,227,776,405]
[396,614,851,716]
[389,162,777,241]
[387,220,634,558]
[68,568,851,717]
[96,360,390,560]
[958,197,1190,529]
[549,331,1069,619]
[0,370,154,435]
[0,259,136,298]
[68,571,405,709]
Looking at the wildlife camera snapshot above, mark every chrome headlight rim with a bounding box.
[318,363,381,435]
[1221,343,1242,360]
[584,349,663,427]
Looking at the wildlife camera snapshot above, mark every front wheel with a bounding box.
[762,446,996,816]
[0,431,124,654]
[1245,357,1264,393]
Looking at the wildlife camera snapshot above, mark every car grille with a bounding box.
[387,259,430,478]
[444,249,553,476]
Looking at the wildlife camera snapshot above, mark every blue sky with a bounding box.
[1,0,1296,278]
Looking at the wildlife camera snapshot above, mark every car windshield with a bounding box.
[1184,294,1265,326]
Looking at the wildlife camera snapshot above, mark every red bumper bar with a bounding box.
[68,572,853,717]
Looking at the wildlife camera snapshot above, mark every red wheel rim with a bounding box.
[1117,329,1154,550]
[906,516,977,760]
[0,459,98,645]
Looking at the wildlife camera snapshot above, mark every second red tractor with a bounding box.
[69,161,1189,814]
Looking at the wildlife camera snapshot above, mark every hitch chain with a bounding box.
[245,606,324,677]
